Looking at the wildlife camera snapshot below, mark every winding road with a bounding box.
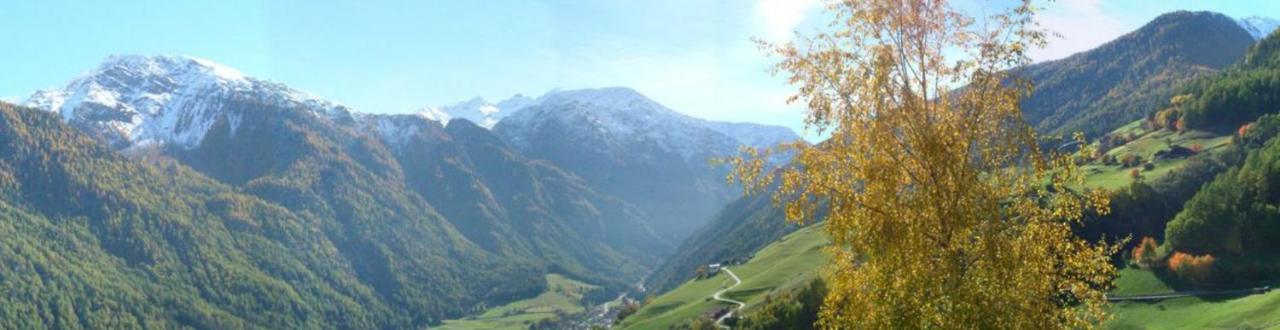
[712,268,745,329]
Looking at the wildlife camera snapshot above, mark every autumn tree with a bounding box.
[1167,252,1215,283]
[1131,237,1161,268]
[730,0,1118,328]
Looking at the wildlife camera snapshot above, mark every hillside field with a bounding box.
[620,224,829,329]
[438,274,598,330]
[628,224,1279,329]
[1083,121,1232,189]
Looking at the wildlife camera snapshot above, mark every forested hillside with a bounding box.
[167,96,658,310]
[1178,28,1280,131]
[1018,11,1254,138]
[0,101,534,328]
[12,54,742,325]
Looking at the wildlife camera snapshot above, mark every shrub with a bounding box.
[1238,122,1253,139]
[1236,114,1280,148]
[1154,108,1180,130]
[1131,237,1161,268]
[1167,252,1215,283]
[1121,154,1141,168]
[1100,153,1118,166]
[1188,143,1204,153]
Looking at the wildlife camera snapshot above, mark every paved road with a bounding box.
[1107,286,1271,302]
[712,268,745,329]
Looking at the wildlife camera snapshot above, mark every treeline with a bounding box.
[1162,129,1280,282]
[1080,114,1280,285]
[1175,29,1280,131]
[0,102,556,328]
[734,278,826,330]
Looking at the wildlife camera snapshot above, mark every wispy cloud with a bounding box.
[755,0,821,42]
[1031,0,1132,62]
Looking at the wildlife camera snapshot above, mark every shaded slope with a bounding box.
[1018,11,1254,138]
[644,192,802,294]
[0,102,471,328]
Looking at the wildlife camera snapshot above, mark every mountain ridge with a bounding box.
[1018,10,1256,138]
[24,55,354,149]
[424,86,801,149]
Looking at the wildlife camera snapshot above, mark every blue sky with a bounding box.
[2,0,1277,137]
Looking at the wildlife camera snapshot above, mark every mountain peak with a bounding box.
[1238,16,1280,40]
[418,93,540,129]
[539,87,654,111]
[98,54,250,84]
[23,55,348,149]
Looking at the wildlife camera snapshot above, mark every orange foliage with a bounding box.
[1175,118,1187,133]
[1239,122,1254,139]
[1131,237,1159,268]
[1189,144,1204,153]
[1167,252,1215,283]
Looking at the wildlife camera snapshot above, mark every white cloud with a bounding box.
[0,95,19,104]
[1030,0,1133,62]
[755,0,821,42]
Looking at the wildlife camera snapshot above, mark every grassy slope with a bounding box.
[1083,121,1232,189]
[438,274,598,330]
[620,273,734,329]
[1110,267,1175,296]
[1064,121,1276,328]
[1107,268,1280,329]
[623,122,1255,328]
[620,225,830,329]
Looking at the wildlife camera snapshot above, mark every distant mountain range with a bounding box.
[7,9,1274,329]
[9,55,798,327]
[23,55,801,244]
[494,87,799,241]
[419,95,537,129]
[418,88,799,149]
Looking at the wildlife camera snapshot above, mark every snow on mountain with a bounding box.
[1238,16,1280,40]
[22,55,351,149]
[418,94,536,129]
[24,56,796,154]
[703,121,801,149]
[496,87,800,160]
[443,87,800,152]
[356,112,450,152]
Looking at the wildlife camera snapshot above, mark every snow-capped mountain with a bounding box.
[442,87,800,150]
[497,87,765,159]
[23,56,798,158]
[491,87,799,242]
[23,55,351,149]
[359,112,449,151]
[419,94,536,129]
[1238,16,1280,40]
